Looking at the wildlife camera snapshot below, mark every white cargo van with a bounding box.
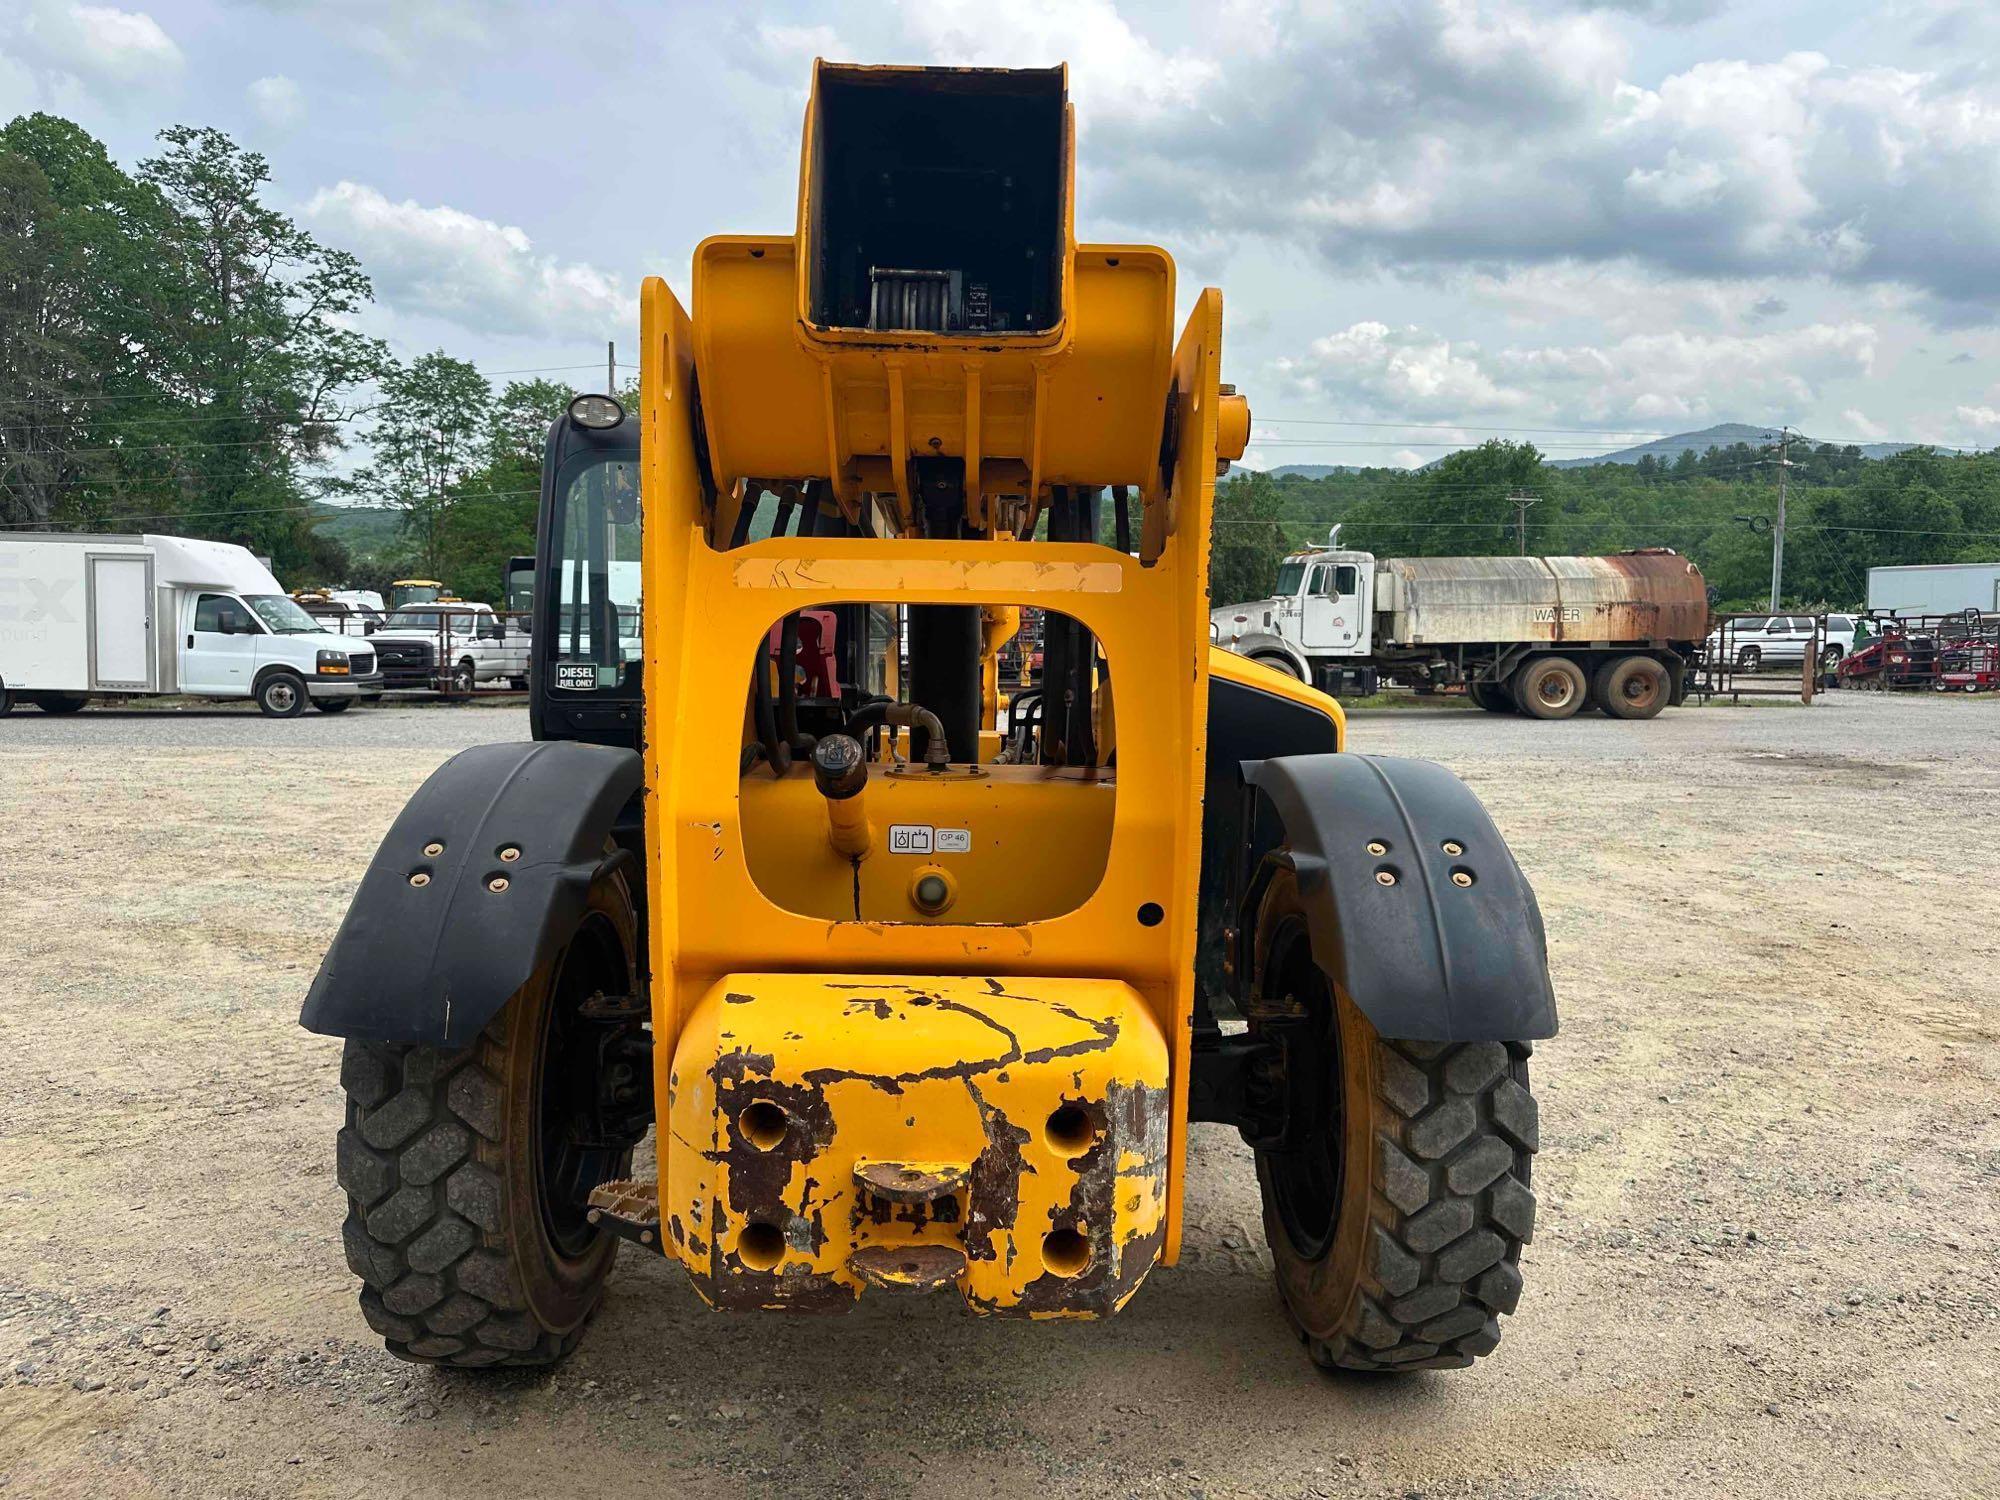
[0,533,384,717]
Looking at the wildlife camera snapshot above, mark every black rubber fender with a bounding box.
[1243,753,1558,1042]
[301,740,642,1045]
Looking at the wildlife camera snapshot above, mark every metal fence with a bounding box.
[1694,613,1823,704]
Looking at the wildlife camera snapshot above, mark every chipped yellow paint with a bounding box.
[664,975,1168,1316]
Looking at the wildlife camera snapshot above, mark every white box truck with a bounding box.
[1866,561,2000,617]
[0,532,384,717]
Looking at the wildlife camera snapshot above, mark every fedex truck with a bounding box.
[0,533,384,717]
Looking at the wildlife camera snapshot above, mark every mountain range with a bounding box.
[1544,422,1943,468]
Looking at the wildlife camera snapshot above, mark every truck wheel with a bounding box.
[1468,682,1513,714]
[33,694,90,714]
[256,672,308,718]
[1251,870,1538,1371]
[313,698,353,714]
[1735,644,1762,672]
[334,869,642,1367]
[1510,657,1586,720]
[1252,653,1303,681]
[1592,656,1669,720]
[451,660,476,695]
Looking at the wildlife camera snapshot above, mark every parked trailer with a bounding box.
[1867,561,2000,618]
[0,533,383,717]
[1212,541,1708,720]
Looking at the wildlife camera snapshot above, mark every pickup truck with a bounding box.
[367,603,529,691]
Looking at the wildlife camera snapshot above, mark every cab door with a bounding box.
[1298,562,1363,654]
[181,593,261,694]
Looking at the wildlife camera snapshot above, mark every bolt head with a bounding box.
[1442,841,1464,856]
[423,842,444,857]
[1451,871,1474,888]
[409,872,431,888]
[1374,870,1396,887]
[488,876,510,893]
[1366,840,1387,856]
[499,846,521,862]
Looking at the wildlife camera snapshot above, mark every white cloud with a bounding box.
[1274,318,1877,428]
[302,182,627,341]
[1840,408,1888,441]
[0,1,180,109]
[235,0,505,71]
[247,73,302,129]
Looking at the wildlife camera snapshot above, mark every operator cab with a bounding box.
[530,395,643,747]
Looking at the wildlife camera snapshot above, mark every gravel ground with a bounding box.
[1,692,1995,1499]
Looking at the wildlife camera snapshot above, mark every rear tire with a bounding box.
[1251,871,1539,1371]
[1592,656,1669,720]
[32,693,89,714]
[1468,681,1513,714]
[313,698,352,714]
[1735,644,1762,672]
[334,870,643,1367]
[1510,657,1586,720]
[256,672,308,718]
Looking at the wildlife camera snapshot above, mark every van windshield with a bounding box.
[244,594,321,634]
[384,608,473,631]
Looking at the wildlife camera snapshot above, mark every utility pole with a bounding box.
[1508,490,1540,556]
[607,340,616,398]
[1767,427,1793,609]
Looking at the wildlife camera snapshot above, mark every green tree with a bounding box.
[353,351,494,577]
[134,125,388,568]
[1209,469,1288,604]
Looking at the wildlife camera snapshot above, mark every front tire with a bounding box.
[33,693,90,714]
[1252,871,1539,1371]
[256,672,308,718]
[334,871,644,1366]
[1252,653,1304,681]
[313,697,353,714]
[450,660,476,695]
[1736,645,1762,672]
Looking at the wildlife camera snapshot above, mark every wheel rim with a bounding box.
[1262,913,1344,1261]
[1530,668,1575,710]
[533,912,629,1258]
[1620,668,1662,710]
[267,680,297,712]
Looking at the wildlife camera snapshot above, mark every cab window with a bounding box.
[1332,564,1358,595]
[194,594,252,634]
[551,457,642,676]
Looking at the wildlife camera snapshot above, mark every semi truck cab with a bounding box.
[1213,540,1377,668]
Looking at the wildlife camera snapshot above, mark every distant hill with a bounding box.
[1549,423,1945,468]
[310,501,402,554]
[1225,463,1363,481]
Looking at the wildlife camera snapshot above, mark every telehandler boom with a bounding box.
[304,61,1556,1373]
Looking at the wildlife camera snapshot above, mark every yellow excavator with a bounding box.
[304,61,1554,1374]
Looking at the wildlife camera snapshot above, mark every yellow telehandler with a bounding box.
[304,61,1554,1373]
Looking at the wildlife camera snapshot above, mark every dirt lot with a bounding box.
[2,694,1995,1498]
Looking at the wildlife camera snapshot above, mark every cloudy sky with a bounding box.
[6,0,2000,468]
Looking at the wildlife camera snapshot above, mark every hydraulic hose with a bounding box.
[842,700,950,768]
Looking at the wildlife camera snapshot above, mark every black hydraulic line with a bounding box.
[1113,485,1132,553]
[752,649,790,778]
[771,492,796,539]
[729,487,759,549]
[777,493,818,756]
